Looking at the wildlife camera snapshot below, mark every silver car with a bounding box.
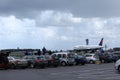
[8,56,28,69]
[23,55,48,68]
[85,53,99,64]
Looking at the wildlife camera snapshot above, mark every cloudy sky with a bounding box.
[0,0,120,50]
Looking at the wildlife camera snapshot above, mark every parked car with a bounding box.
[74,55,87,65]
[45,54,60,67]
[115,59,120,72]
[108,53,119,62]
[8,56,28,69]
[52,52,75,66]
[23,55,48,68]
[99,53,112,63]
[85,53,99,64]
[0,53,9,69]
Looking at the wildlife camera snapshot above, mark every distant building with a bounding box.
[113,47,120,58]
[113,47,120,51]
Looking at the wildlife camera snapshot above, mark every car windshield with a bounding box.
[68,53,74,58]
[85,55,92,57]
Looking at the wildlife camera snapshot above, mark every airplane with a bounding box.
[74,38,104,50]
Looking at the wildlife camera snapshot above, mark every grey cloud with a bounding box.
[0,14,120,49]
[0,0,120,18]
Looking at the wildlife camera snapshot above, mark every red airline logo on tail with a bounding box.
[99,38,103,46]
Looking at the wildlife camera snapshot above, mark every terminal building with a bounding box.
[113,47,120,58]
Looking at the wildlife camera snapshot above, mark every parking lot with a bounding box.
[0,63,119,80]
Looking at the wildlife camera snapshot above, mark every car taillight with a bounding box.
[36,60,41,62]
[66,54,69,59]
[50,56,54,61]
[16,60,21,63]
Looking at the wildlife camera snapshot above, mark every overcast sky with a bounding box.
[0,0,120,50]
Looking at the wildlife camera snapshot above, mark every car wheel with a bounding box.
[75,62,79,65]
[61,62,66,66]
[22,66,27,69]
[11,64,16,69]
[89,60,94,64]
[101,60,105,63]
[118,66,120,72]
[40,65,45,68]
[74,62,76,65]
[81,63,85,65]
[4,64,9,70]
[30,64,34,68]
[53,64,58,67]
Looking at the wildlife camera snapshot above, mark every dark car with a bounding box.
[45,54,60,67]
[74,55,87,65]
[108,53,119,62]
[23,55,48,68]
[0,53,10,69]
[99,53,112,63]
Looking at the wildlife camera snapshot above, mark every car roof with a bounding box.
[53,52,74,54]
[85,53,95,55]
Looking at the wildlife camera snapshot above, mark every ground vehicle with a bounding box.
[108,53,119,62]
[23,55,47,68]
[0,52,10,69]
[85,53,99,64]
[8,56,28,69]
[74,55,87,65]
[99,53,113,63]
[45,55,60,67]
[115,59,120,72]
[52,52,75,66]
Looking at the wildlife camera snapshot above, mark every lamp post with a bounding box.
[86,39,89,45]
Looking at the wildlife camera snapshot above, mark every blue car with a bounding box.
[74,55,87,65]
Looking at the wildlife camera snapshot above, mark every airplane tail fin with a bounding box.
[99,38,103,46]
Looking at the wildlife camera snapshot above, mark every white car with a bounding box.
[115,59,120,72]
[51,52,75,66]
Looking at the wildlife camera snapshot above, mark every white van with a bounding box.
[51,52,75,66]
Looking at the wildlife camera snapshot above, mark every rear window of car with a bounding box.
[36,56,45,60]
[85,55,92,57]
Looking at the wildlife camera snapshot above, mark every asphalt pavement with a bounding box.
[0,63,119,80]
